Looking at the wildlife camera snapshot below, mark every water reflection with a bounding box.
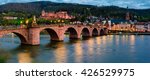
[18,52,32,63]
[129,35,136,53]
[101,36,107,47]
[95,36,101,45]
[130,35,135,46]
[0,35,150,63]
[13,45,40,57]
[87,38,94,55]
[114,35,119,46]
[74,40,83,63]
[54,42,67,63]
[0,49,10,63]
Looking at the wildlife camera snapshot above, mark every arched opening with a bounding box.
[13,32,28,44]
[40,28,59,45]
[65,27,78,39]
[81,28,90,37]
[100,29,105,36]
[92,28,98,36]
[0,32,27,48]
[100,28,108,36]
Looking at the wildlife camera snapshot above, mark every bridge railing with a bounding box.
[0,25,27,30]
[37,23,90,27]
[0,23,104,30]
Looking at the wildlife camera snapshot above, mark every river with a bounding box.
[0,34,150,63]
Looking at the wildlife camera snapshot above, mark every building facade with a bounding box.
[135,22,150,32]
[41,10,74,19]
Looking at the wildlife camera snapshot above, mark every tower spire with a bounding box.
[126,6,130,21]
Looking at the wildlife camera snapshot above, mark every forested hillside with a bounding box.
[0,1,150,21]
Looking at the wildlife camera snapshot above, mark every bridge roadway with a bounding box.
[0,24,108,45]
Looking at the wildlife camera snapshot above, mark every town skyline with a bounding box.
[0,0,150,9]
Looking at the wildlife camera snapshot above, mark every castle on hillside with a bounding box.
[41,10,74,19]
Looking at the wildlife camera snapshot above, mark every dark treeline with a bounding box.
[0,1,150,21]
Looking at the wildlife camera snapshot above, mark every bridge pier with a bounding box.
[50,28,65,41]
[103,28,109,35]
[28,27,40,45]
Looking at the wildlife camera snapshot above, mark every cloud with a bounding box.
[0,0,150,9]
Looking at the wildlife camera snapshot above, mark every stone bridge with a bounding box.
[0,24,108,45]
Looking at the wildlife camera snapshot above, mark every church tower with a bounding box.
[126,6,130,21]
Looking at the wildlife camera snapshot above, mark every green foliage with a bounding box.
[0,18,34,26]
[37,18,71,24]
[0,19,22,26]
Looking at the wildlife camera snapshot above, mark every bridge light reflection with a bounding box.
[54,43,67,63]
[130,35,135,46]
[129,35,136,53]
[74,40,83,63]
[101,36,107,47]
[87,38,94,56]
[95,37,101,45]
[18,52,32,63]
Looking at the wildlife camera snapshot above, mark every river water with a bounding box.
[0,34,150,63]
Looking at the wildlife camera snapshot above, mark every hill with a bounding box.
[0,1,150,21]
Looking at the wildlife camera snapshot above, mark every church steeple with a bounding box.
[126,6,130,21]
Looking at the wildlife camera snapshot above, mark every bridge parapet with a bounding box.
[0,25,25,30]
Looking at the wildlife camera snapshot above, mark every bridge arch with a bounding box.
[65,27,79,39]
[81,28,90,37]
[13,32,28,44]
[40,28,59,41]
[100,28,108,36]
[92,28,98,36]
[1,32,28,44]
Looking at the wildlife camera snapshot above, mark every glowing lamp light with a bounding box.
[20,21,23,24]
[62,20,64,23]
[58,20,60,23]
[25,19,29,25]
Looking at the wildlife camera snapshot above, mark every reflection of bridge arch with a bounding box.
[92,28,98,36]
[40,28,59,41]
[81,28,90,37]
[65,27,78,39]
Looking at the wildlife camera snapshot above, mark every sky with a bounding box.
[0,0,150,9]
